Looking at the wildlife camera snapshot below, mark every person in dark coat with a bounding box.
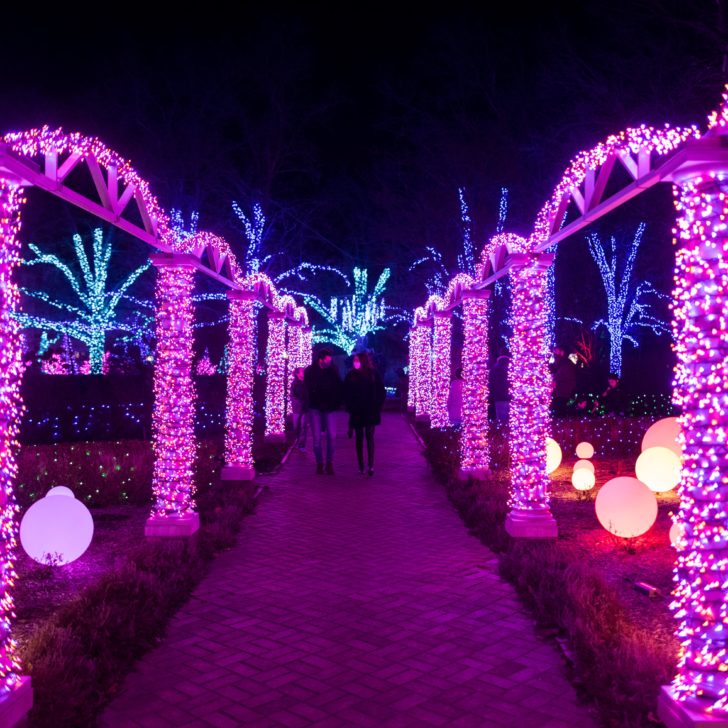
[304,349,343,475]
[344,351,386,476]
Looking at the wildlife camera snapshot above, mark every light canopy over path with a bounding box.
[103,413,596,727]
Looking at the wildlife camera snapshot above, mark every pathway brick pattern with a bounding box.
[103,413,596,727]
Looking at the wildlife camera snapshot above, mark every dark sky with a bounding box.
[2,2,725,314]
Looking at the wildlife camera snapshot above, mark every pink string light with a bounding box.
[666,167,728,715]
[265,311,286,439]
[224,292,257,475]
[430,312,452,428]
[150,260,197,517]
[0,181,26,695]
[460,290,490,475]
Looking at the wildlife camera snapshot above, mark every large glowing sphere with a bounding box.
[595,477,658,538]
[641,417,682,458]
[572,469,595,491]
[575,441,594,459]
[546,437,562,474]
[635,446,682,493]
[46,486,74,498]
[20,491,94,566]
[574,460,595,474]
[669,521,686,550]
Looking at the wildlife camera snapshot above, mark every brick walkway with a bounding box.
[103,413,597,727]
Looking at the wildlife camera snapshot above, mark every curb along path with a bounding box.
[103,412,596,727]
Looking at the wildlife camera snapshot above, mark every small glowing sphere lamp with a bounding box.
[574,460,595,474]
[546,437,562,474]
[641,417,681,458]
[575,441,594,459]
[20,489,94,565]
[635,446,681,493]
[572,469,595,491]
[595,477,657,538]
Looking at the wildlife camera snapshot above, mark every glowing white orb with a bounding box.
[572,468,595,491]
[20,491,94,566]
[574,460,595,474]
[546,437,562,474]
[595,477,658,538]
[575,441,594,459]
[635,446,682,493]
[669,521,686,549]
[642,417,681,458]
[46,486,74,498]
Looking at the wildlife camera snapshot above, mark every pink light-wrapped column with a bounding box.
[658,163,728,726]
[221,291,257,482]
[265,311,286,441]
[0,180,33,725]
[505,255,557,538]
[286,322,303,419]
[407,329,417,412]
[414,323,432,421]
[460,289,490,479]
[301,327,313,366]
[146,254,199,538]
[430,312,452,428]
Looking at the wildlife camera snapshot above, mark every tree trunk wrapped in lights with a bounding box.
[460,290,490,478]
[658,159,728,725]
[0,180,32,720]
[265,311,286,441]
[146,254,199,537]
[222,291,257,482]
[430,312,452,428]
[505,254,557,539]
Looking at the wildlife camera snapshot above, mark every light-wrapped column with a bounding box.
[505,255,557,538]
[287,322,303,418]
[301,327,313,366]
[265,311,286,441]
[221,290,257,482]
[0,180,32,722]
[407,329,417,412]
[430,312,452,428]
[658,165,728,725]
[460,289,490,478]
[413,323,432,421]
[146,254,199,537]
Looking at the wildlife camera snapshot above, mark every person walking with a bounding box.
[290,366,309,450]
[344,351,386,476]
[304,349,343,475]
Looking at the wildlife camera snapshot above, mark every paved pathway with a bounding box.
[103,413,596,727]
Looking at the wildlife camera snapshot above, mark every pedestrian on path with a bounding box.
[304,349,343,475]
[344,351,386,476]
[291,366,309,450]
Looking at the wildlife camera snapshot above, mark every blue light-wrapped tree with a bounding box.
[587,222,671,377]
[16,228,151,374]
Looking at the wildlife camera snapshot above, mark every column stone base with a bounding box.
[458,468,490,482]
[658,686,728,727]
[0,677,32,728]
[264,432,287,443]
[145,512,200,538]
[505,508,558,538]
[221,465,255,482]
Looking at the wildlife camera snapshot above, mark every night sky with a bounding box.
[2,3,726,380]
